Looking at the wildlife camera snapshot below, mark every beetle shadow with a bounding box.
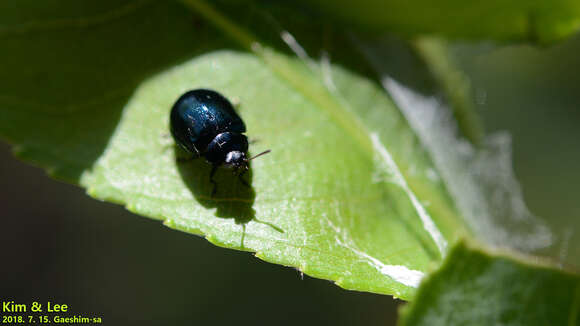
[175,146,256,225]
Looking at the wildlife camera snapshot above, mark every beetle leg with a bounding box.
[176,146,200,163]
[210,165,218,197]
[238,170,250,188]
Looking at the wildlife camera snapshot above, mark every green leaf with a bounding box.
[293,0,580,43]
[86,47,468,299]
[399,240,580,326]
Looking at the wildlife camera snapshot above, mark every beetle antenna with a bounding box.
[248,149,271,161]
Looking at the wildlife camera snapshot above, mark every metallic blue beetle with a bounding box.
[170,89,269,195]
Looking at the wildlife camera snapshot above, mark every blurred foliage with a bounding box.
[452,35,580,266]
[399,241,580,326]
[294,0,580,43]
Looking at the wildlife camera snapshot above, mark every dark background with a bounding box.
[1,35,579,325]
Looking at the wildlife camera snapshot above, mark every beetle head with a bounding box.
[224,149,271,175]
[224,151,248,173]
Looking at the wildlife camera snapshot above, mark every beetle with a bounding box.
[170,89,270,196]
